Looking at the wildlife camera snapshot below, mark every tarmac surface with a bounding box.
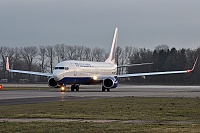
[0,84,200,105]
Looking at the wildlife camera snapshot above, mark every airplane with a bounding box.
[6,27,198,92]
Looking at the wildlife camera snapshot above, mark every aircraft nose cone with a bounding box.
[53,70,63,81]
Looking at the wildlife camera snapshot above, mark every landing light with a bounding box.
[61,86,65,91]
[93,76,98,80]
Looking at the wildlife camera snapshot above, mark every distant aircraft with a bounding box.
[6,27,198,92]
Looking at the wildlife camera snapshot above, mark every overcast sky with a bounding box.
[0,0,200,50]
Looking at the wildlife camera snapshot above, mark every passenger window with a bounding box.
[65,67,69,70]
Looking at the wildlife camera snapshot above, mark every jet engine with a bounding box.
[48,77,58,87]
[102,77,118,88]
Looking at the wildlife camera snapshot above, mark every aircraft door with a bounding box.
[74,70,77,76]
[95,67,99,74]
[71,63,77,76]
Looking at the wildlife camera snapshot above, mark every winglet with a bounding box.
[6,57,10,71]
[187,57,198,73]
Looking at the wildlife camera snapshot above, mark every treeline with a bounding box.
[119,45,200,84]
[0,44,109,83]
[0,44,199,84]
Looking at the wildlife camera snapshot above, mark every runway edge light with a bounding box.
[0,85,3,89]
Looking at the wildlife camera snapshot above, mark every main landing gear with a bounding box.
[102,86,110,92]
[60,84,80,92]
[71,84,80,91]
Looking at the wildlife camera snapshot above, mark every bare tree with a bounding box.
[91,47,106,62]
[20,46,38,71]
[45,45,55,73]
[20,46,38,82]
[83,47,92,61]
[124,46,135,64]
[117,46,124,74]
[11,47,23,82]
[38,46,47,73]
[65,45,76,60]
[76,45,84,60]
[155,44,169,52]
[59,44,68,61]
[55,44,66,62]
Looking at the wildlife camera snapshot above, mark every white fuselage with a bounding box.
[53,60,117,85]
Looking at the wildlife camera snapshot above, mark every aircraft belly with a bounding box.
[59,77,100,85]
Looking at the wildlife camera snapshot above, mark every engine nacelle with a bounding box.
[102,77,118,88]
[48,77,58,88]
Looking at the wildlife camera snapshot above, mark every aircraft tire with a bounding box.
[102,86,106,92]
[71,85,75,91]
[75,85,79,91]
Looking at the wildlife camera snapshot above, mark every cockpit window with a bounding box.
[59,67,64,69]
[54,67,69,70]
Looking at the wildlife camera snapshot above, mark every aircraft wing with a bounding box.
[6,57,52,77]
[8,69,52,77]
[117,58,198,78]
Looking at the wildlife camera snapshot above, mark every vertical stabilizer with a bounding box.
[105,27,118,64]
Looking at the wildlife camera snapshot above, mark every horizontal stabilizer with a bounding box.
[117,62,153,68]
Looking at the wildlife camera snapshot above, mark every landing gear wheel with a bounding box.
[102,86,106,92]
[102,86,110,92]
[71,85,75,91]
[71,84,80,91]
[75,85,79,91]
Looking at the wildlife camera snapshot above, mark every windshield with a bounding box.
[54,67,69,70]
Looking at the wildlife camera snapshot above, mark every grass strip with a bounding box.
[0,97,200,122]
